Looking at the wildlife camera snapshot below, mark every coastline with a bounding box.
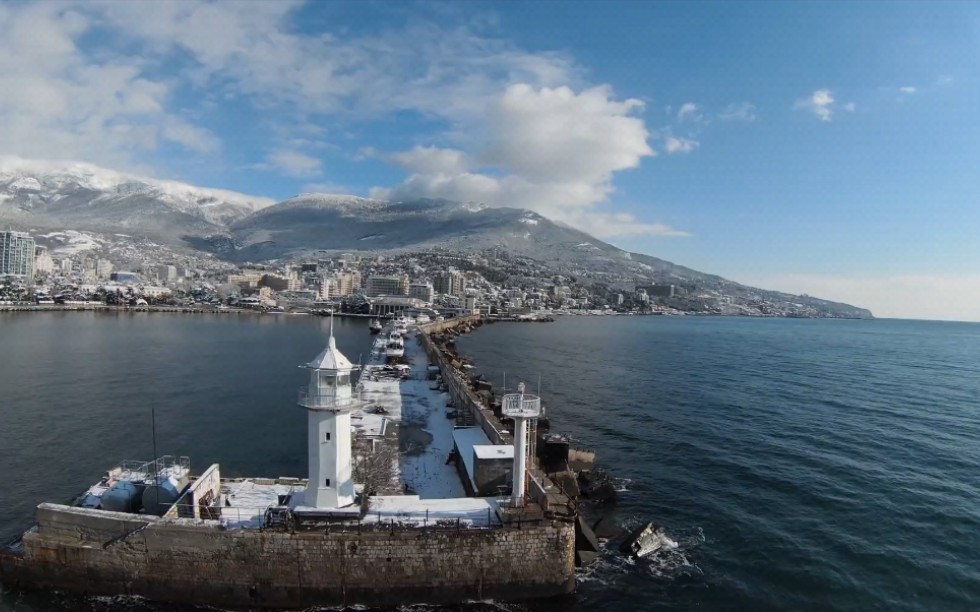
[0,303,869,320]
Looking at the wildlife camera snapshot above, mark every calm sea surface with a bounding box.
[1,313,979,611]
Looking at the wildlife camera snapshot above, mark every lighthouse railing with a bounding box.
[297,388,363,409]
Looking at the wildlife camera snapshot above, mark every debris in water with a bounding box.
[619,522,678,559]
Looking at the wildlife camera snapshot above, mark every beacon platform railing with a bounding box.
[297,389,364,410]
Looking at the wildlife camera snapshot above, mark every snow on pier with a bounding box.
[358,324,466,499]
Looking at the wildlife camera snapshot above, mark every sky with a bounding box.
[1,0,979,321]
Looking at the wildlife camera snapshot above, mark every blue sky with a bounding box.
[1,0,979,320]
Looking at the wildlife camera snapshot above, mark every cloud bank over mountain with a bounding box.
[0,1,684,239]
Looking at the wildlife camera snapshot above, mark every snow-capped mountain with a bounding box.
[0,159,872,317]
[0,157,274,234]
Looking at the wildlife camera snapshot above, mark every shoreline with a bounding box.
[0,303,870,320]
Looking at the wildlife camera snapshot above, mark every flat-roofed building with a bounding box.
[0,230,35,278]
[434,271,465,297]
[366,275,407,297]
[408,282,434,303]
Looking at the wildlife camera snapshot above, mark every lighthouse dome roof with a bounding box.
[305,335,356,371]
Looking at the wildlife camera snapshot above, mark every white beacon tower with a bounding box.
[297,317,360,508]
[501,382,541,507]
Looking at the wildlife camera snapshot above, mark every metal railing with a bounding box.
[297,389,364,409]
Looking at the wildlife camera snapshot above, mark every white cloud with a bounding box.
[795,89,835,122]
[265,150,322,178]
[739,273,980,322]
[677,102,701,122]
[0,2,219,171]
[370,84,680,238]
[718,102,757,122]
[899,86,917,94]
[0,1,681,237]
[664,136,699,154]
[388,146,469,175]
[843,102,857,112]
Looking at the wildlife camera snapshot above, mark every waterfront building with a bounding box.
[434,271,466,297]
[366,274,407,297]
[156,265,177,282]
[368,296,424,316]
[334,271,361,296]
[0,230,35,278]
[96,259,113,279]
[260,274,301,292]
[34,246,54,276]
[228,270,263,289]
[110,271,140,283]
[408,282,434,303]
[295,319,359,509]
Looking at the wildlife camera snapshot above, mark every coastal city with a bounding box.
[0,229,853,318]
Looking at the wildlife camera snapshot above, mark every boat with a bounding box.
[385,331,405,359]
[368,318,383,334]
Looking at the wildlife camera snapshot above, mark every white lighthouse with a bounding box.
[296,317,359,508]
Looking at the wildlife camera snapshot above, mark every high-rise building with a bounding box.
[34,246,54,276]
[408,282,434,303]
[156,265,178,282]
[433,271,466,297]
[333,271,361,296]
[366,275,407,297]
[0,231,35,278]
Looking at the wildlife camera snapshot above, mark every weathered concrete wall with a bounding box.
[474,455,512,497]
[2,503,575,608]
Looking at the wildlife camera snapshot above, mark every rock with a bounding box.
[591,516,624,540]
[574,515,600,567]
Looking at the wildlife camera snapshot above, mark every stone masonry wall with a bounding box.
[2,503,576,608]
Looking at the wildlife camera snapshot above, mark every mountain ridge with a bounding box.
[0,159,872,318]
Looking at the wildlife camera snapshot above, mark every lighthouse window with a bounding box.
[324,478,331,487]
[324,432,331,441]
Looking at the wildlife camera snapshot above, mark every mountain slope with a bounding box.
[0,158,273,238]
[0,160,872,317]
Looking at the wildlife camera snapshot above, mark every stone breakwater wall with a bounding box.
[418,318,574,519]
[419,316,512,446]
[1,503,576,608]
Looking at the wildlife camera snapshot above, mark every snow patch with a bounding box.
[8,177,41,192]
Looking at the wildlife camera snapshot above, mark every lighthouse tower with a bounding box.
[297,317,359,508]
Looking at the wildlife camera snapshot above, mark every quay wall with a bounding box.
[2,503,575,608]
[418,318,572,516]
[419,317,513,446]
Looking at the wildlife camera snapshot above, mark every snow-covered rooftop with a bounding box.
[473,445,514,460]
[453,427,496,492]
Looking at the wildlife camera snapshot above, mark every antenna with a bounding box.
[151,401,158,476]
[329,310,334,338]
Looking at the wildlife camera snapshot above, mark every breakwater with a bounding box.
[1,502,574,608]
[0,314,578,608]
[419,318,576,518]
